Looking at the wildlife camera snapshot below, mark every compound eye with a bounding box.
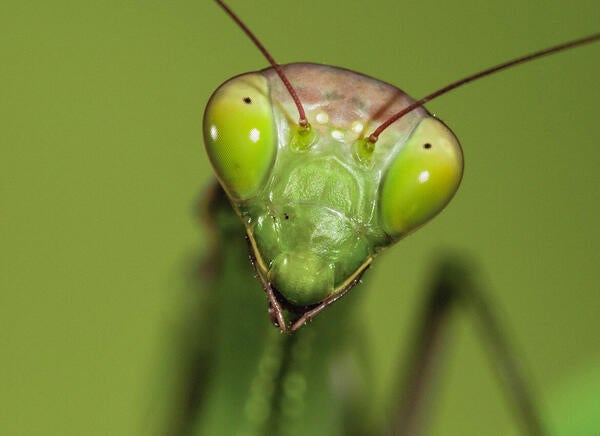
[203,73,276,200]
[380,117,464,237]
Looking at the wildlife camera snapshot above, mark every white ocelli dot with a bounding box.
[316,112,329,124]
[331,129,344,140]
[351,121,364,133]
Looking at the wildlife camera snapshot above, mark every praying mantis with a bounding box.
[164,1,600,435]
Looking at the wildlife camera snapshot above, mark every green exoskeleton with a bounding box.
[166,1,599,435]
[204,63,463,330]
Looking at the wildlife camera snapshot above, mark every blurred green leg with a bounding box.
[390,258,546,436]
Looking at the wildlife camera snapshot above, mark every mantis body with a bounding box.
[165,1,600,435]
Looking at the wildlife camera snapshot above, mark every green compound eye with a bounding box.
[203,73,276,200]
[380,117,464,237]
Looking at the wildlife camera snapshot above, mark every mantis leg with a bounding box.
[390,258,546,436]
[160,181,235,436]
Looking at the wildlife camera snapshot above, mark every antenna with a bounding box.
[367,33,600,144]
[215,0,309,128]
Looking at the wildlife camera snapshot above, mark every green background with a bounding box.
[1,0,599,435]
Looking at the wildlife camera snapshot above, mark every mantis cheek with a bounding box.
[203,73,276,200]
[379,117,464,238]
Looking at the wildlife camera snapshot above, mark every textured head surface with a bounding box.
[204,63,463,306]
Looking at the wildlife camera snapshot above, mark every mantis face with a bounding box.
[204,63,463,308]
